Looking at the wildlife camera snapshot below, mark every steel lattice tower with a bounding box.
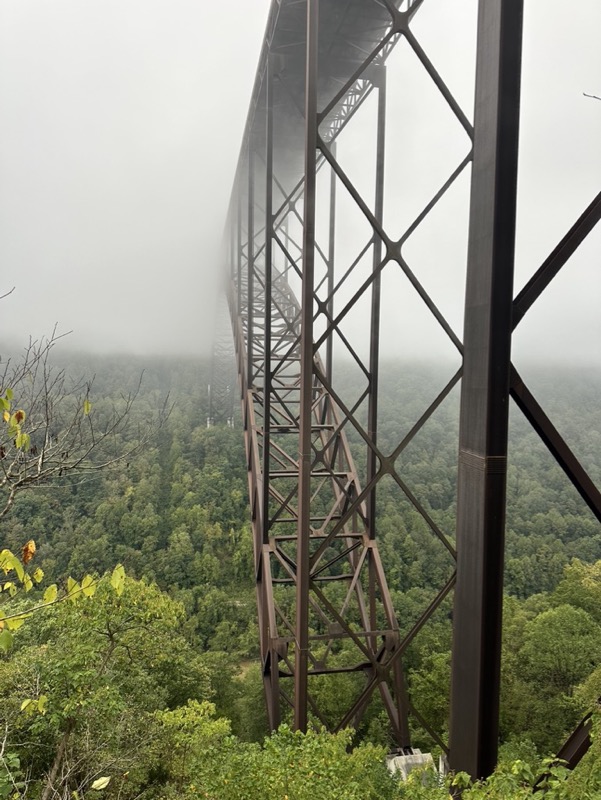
[223,0,601,779]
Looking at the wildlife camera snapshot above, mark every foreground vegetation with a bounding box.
[1,354,600,798]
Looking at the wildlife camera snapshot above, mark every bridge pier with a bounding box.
[449,0,524,779]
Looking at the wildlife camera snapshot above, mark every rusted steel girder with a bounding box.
[449,1,601,778]
[449,0,524,778]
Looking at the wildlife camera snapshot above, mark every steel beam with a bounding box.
[366,66,386,546]
[247,147,255,389]
[512,191,601,328]
[449,0,524,779]
[294,0,319,732]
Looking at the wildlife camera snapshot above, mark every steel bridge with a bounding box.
[218,0,601,780]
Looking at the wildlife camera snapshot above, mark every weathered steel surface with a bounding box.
[449,0,524,779]
[221,0,601,779]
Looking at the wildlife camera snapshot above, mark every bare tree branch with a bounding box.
[1,329,170,517]
[583,92,601,101]
[0,287,15,302]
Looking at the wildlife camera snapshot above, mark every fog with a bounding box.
[0,0,599,364]
[0,0,271,355]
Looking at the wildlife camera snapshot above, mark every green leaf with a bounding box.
[67,577,81,601]
[15,431,31,451]
[110,564,125,597]
[38,694,48,714]
[91,777,111,791]
[23,574,33,593]
[0,628,13,653]
[12,556,25,582]
[43,584,58,604]
[6,615,29,631]
[20,699,33,712]
[0,397,9,411]
[81,574,96,598]
[32,567,44,583]
[83,398,92,416]
[3,582,16,597]
[0,552,24,582]
[5,389,13,401]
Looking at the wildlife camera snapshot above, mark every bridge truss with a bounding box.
[222,0,601,779]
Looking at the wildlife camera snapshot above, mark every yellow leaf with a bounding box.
[110,564,125,597]
[2,410,9,423]
[67,577,80,601]
[43,584,58,604]
[6,615,29,631]
[22,540,36,565]
[83,398,92,416]
[0,550,10,572]
[1,553,25,582]
[81,574,96,598]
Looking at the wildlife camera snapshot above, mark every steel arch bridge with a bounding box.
[217,0,601,780]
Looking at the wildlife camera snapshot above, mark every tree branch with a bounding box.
[1,330,171,517]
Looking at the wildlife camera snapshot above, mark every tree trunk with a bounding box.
[41,718,74,800]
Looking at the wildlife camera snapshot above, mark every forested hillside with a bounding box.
[2,353,601,799]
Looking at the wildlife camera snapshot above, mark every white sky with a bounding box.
[0,0,599,363]
[0,0,272,355]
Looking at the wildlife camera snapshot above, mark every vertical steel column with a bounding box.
[247,144,255,387]
[261,62,280,729]
[263,59,274,536]
[367,65,410,747]
[294,0,319,733]
[367,67,385,658]
[325,141,336,386]
[449,0,524,780]
[366,66,386,544]
[263,59,281,730]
